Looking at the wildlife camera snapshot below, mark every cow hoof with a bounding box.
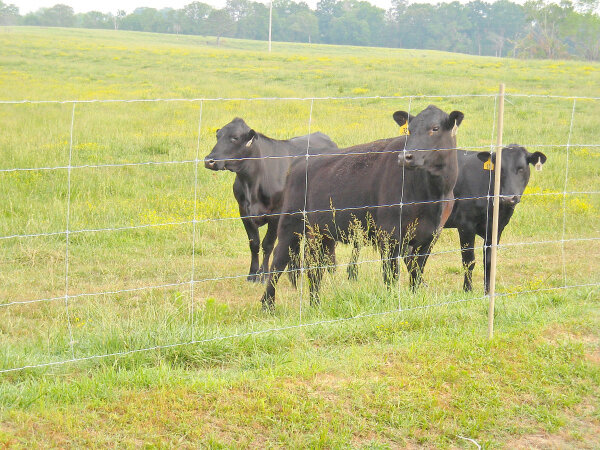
[261,296,275,313]
[347,266,358,280]
[247,274,261,283]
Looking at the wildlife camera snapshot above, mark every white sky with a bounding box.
[12,0,397,14]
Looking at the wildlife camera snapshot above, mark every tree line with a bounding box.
[1,0,599,60]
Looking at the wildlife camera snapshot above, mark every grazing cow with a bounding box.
[204,118,338,281]
[261,105,464,310]
[444,144,547,293]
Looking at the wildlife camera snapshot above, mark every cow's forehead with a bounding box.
[409,106,448,131]
[503,146,527,165]
[221,118,250,136]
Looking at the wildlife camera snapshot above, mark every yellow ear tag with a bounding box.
[399,123,409,136]
[535,157,542,172]
[483,159,494,170]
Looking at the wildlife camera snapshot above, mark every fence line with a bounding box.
[1,281,597,375]
[561,99,577,287]
[299,98,315,323]
[190,100,203,342]
[1,93,598,374]
[1,190,597,243]
[3,143,600,175]
[2,92,600,105]
[3,236,598,309]
[63,103,76,359]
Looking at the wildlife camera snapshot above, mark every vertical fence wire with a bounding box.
[299,98,315,324]
[190,100,203,341]
[561,98,576,287]
[63,102,77,358]
[483,94,498,290]
[397,97,413,311]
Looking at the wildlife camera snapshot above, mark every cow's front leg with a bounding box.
[241,215,261,282]
[258,217,279,282]
[483,228,504,294]
[458,228,476,292]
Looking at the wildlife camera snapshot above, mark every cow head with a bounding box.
[396,105,464,174]
[204,118,258,172]
[476,144,547,207]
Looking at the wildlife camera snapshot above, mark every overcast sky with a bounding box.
[12,0,398,14]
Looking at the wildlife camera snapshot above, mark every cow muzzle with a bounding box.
[397,151,418,169]
[204,158,222,170]
[500,195,520,207]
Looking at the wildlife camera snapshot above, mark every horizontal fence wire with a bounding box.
[2,236,598,309]
[1,93,598,374]
[1,191,598,242]
[2,92,600,105]
[2,144,600,174]
[1,281,597,375]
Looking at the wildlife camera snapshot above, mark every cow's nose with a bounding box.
[502,195,520,206]
[398,152,416,168]
[205,159,216,169]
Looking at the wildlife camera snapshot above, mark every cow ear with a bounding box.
[526,151,547,166]
[477,151,492,162]
[445,111,464,130]
[393,111,414,127]
[245,129,257,147]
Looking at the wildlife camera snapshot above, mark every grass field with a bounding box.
[0,27,599,447]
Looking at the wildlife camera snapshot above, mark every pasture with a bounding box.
[0,27,599,447]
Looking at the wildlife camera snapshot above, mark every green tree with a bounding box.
[76,11,112,29]
[182,1,213,34]
[515,0,570,58]
[206,9,235,45]
[0,0,19,25]
[487,0,526,57]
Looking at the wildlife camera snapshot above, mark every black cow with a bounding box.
[444,144,547,292]
[261,105,464,310]
[204,118,338,281]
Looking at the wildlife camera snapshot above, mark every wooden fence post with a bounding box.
[488,83,505,340]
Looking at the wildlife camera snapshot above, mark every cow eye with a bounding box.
[432,126,439,132]
[517,168,524,173]
[230,137,238,143]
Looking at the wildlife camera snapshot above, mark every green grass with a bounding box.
[0,27,599,447]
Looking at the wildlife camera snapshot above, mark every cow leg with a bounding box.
[483,228,504,294]
[347,240,360,280]
[382,242,400,287]
[307,236,335,306]
[261,216,303,311]
[241,215,261,282]
[258,217,278,282]
[287,237,301,289]
[306,245,324,307]
[404,239,433,290]
[458,228,476,292]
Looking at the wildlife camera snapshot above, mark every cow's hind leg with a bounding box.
[287,237,301,289]
[381,242,400,287]
[261,216,303,311]
[347,240,360,280]
[458,228,476,292]
[307,235,335,307]
[404,238,433,290]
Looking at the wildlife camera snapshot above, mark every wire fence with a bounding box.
[0,92,598,373]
